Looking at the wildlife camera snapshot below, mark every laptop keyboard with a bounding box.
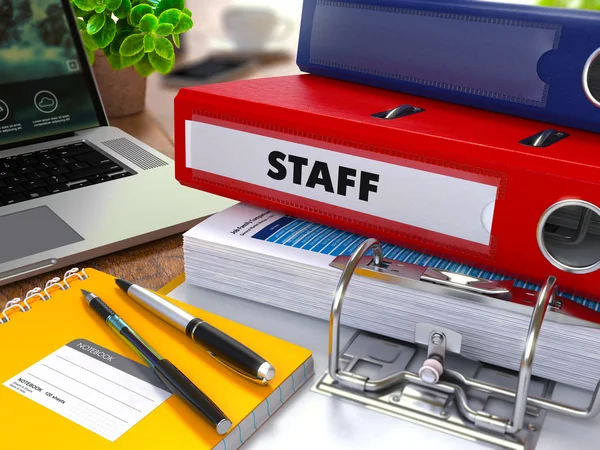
[0,142,133,207]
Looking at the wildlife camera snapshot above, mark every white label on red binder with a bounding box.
[186,121,497,245]
[3,339,171,442]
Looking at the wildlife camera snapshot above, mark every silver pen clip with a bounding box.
[207,351,268,385]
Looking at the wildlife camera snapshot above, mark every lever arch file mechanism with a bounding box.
[313,239,600,449]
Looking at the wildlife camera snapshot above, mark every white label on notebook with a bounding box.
[3,339,171,442]
[186,121,497,245]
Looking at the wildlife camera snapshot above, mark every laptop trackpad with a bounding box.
[0,206,84,264]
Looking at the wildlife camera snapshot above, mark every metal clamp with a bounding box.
[326,239,600,438]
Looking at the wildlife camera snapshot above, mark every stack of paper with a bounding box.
[184,203,600,391]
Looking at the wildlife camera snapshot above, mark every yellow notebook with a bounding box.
[0,268,313,449]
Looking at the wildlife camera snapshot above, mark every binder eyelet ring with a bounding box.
[582,47,600,108]
[537,199,600,274]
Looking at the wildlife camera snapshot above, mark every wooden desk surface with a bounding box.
[1,112,183,308]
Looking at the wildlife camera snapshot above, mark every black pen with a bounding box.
[81,289,232,434]
[116,279,276,384]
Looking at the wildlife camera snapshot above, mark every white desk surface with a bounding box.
[169,282,599,450]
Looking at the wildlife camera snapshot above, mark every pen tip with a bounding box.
[115,278,133,293]
[81,289,91,298]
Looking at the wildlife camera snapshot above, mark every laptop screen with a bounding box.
[0,0,105,149]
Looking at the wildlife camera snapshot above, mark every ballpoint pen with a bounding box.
[81,289,232,435]
[115,278,276,384]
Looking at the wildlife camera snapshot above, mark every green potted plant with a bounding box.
[71,0,193,117]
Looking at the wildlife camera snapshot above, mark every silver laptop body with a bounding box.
[0,0,234,286]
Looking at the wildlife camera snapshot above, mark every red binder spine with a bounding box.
[174,80,600,300]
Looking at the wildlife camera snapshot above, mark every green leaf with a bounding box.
[182,7,192,17]
[109,32,127,54]
[139,14,158,32]
[154,36,174,60]
[85,47,96,66]
[143,34,155,52]
[154,22,174,36]
[72,4,94,18]
[116,18,134,33]
[81,31,99,51]
[172,33,180,48]
[76,18,87,31]
[120,34,145,56]
[134,54,155,77]
[107,52,124,70]
[106,0,122,11]
[158,9,181,26]
[114,0,131,19]
[86,13,106,35]
[155,0,185,16]
[130,4,153,26]
[173,13,192,33]
[95,4,106,13]
[102,46,112,57]
[72,0,99,12]
[149,50,175,74]
[91,16,117,48]
[121,50,146,67]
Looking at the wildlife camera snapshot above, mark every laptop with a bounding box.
[0,0,235,286]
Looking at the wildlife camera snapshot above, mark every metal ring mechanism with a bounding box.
[328,239,600,436]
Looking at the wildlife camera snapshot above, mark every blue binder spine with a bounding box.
[297,0,600,132]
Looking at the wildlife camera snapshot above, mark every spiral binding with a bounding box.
[1,268,89,325]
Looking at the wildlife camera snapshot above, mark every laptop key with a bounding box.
[0,160,16,169]
[47,183,70,194]
[25,188,49,199]
[34,161,56,170]
[90,175,111,184]
[65,163,122,181]
[110,172,133,180]
[23,179,47,189]
[68,161,90,171]
[3,193,26,205]
[5,175,27,185]
[37,151,57,161]
[46,175,68,185]
[26,170,49,181]
[46,166,69,176]
[1,185,25,195]
[54,157,75,166]
[0,169,13,178]
[17,154,38,165]
[56,146,94,157]
[69,180,92,189]
[0,179,5,188]
[75,152,112,166]
[13,166,35,175]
